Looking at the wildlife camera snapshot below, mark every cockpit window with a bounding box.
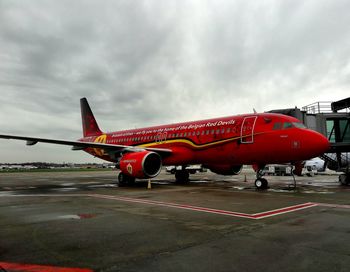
[283,122,293,129]
[293,122,306,129]
[273,122,282,130]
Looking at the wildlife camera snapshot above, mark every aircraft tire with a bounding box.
[175,170,190,184]
[118,172,135,187]
[339,174,350,186]
[255,178,268,189]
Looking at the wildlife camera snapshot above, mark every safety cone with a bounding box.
[147,179,152,189]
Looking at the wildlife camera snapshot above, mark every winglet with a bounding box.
[80,98,103,137]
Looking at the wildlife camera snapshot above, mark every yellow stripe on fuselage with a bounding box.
[137,132,265,150]
[138,135,241,149]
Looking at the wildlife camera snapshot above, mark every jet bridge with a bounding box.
[268,97,350,185]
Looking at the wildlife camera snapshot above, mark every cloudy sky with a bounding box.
[0,0,349,163]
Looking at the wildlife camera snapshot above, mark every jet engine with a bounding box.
[119,151,162,179]
[206,164,243,175]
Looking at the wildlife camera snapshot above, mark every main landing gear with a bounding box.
[117,172,135,187]
[255,167,268,189]
[175,167,190,184]
[339,173,350,186]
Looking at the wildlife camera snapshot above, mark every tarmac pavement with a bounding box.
[0,169,349,272]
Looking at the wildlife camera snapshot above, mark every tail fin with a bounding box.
[80,98,103,137]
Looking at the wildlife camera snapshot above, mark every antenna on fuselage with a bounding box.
[253,108,257,114]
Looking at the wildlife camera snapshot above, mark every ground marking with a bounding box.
[0,261,93,272]
[1,193,349,220]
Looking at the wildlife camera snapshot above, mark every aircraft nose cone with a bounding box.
[309,131,330,156]
[318,134,330,153]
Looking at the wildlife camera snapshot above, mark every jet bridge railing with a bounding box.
[302,102,333,114]
[302,101,350,114]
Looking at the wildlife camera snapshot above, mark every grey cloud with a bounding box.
[0,0,349,162]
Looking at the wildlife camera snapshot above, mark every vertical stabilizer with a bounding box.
[80,98,103,137]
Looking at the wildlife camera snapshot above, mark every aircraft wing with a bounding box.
[0,134,172,155]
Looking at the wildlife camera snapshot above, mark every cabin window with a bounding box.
[283,122,293,129]
[221,128,225,134]
[179,133,183,137]
[211,130,215,134]
[226,128,231,133]
[192,131,196,136]
[216,129,220,134]
[273,122,282,130]
[184,132,187,137]
[201,131,205,135]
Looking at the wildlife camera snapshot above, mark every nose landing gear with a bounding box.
[255,167,268,189]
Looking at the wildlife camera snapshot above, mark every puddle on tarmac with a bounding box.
[87,184,118,188]
[52,187,78,192]
[26,213,97,222]
[0,191,16,196]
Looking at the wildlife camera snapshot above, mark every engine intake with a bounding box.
[119,151,162,179]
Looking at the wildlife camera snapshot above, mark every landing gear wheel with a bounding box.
[175,170,190,184]
[255,178,268,189]
[118,172,135,187]
[339,174,350,186]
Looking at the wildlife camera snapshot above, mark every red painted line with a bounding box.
[87,194,317,220]
[251,202,318,219]
[87,194,255,219]
[3,194,348,220]
[0,261,93,272]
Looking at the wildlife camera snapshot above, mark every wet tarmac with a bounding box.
[0,169,349,272]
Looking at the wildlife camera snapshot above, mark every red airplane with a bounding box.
[0,98,330,189]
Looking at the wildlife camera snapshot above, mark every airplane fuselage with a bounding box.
[80,113,329,169]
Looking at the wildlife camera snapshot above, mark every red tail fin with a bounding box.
[80,98,102,137]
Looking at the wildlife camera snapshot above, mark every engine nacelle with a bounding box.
[207,164,243,175]
[119,151,162,179]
